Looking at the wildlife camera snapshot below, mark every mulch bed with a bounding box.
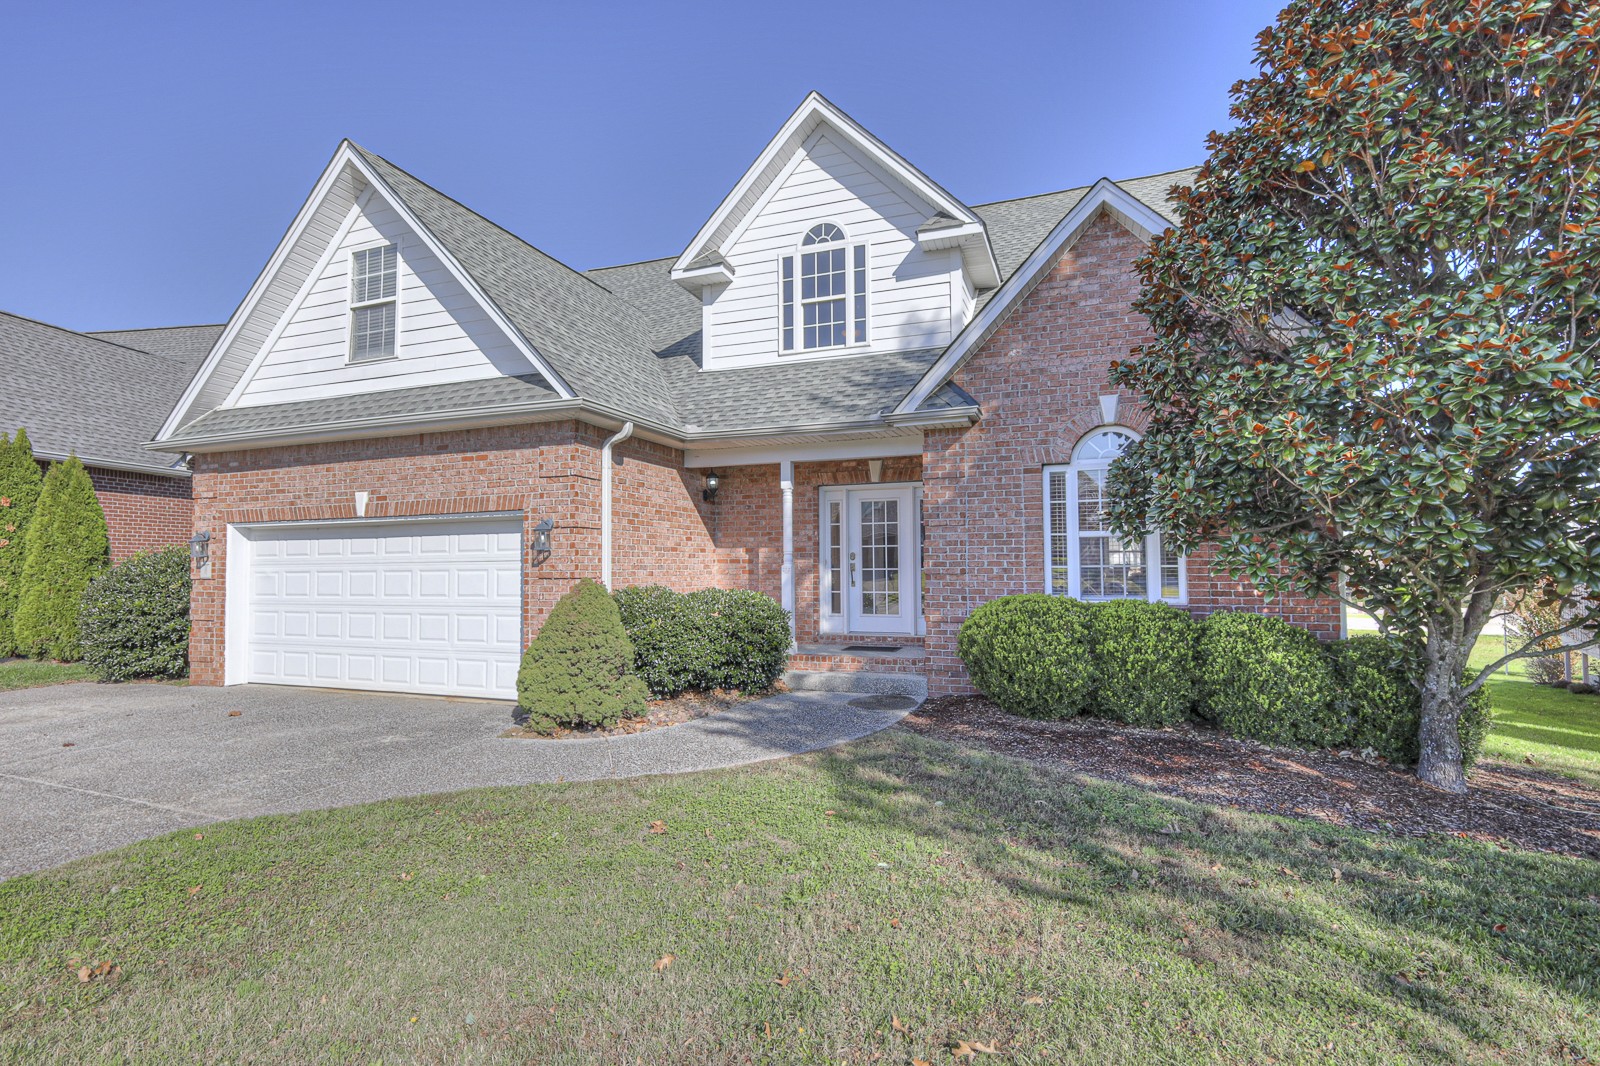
[502,690,754,740]
[904,695,1600,860]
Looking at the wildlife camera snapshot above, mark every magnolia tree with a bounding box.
[1107,0,1600,792]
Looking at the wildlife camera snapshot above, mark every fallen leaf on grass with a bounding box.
[913,1060,932,1066]
[891,1015,911,1035]
[187,885,202,896]
[653,954,674,972]
[76,966,92,984]
[889,918,902,929]
[193,833,204,840]
[950,1040,1000,1059]
[400,872,413,882]
[773,973,791,987]
[648,820,668,835]
[1022,995,1045,1005]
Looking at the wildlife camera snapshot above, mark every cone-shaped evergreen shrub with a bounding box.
[0,429,44,656]
[80,546,191,681]
[517,578,648,734]
[12,455,110,661]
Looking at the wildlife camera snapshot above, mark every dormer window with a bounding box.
[349,243,399,362]
[781,223,867,353]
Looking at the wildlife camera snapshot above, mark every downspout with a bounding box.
[599,421,635,589]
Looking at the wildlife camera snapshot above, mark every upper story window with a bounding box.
[349,243,399,362]
[1045,428,1185,603]
[781,223,867,353]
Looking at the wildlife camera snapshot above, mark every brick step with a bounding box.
[782,669,928,700]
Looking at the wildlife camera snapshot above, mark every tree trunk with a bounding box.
[1416,635,1469,793]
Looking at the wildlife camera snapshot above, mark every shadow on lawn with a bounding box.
[816,730,1600,1040]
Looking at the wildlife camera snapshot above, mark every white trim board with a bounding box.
[684,434,923,469]
[893,180,1174,416]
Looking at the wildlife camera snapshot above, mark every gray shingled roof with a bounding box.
[165,160,1195,446]
[88,323,224,366]
[166,374,560,445]
[352,146,678,427]
[0,312,215,474]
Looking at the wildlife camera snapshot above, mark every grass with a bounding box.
[1469,643,1600,790]
[2,732,1596,1064]
[0,659,93,691]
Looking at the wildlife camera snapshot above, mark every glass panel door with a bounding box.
[844,487,916,634]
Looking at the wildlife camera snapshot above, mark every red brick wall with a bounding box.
[187,422,603,687]
[606,431,717,591]
[921,211,1342,696]
[85,466,194,562]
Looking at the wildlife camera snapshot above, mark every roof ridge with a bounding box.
[972,165,1197,210]
[0,309,164,358]
[350,144,644,305]
[87,323,227,334]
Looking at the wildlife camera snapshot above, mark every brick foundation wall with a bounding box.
[921,211,1342,696]
[84,466,194,562]
[187,422,603,687]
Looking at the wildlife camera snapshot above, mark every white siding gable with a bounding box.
[230,188,537,408]
[701,129,965,371]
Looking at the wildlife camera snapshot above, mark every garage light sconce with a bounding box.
[189,530,212,579]
[702,470,722,503]
[531,518,554,556]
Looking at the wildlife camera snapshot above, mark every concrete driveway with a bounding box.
[0,681,913,880]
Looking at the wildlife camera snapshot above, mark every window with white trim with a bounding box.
[349,244,399,361]
[1045,428,1185,602]
[780,223,867,352]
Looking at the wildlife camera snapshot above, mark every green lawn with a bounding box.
[0,659,94,691]
[2,732,1596,1064]
[1470,644,1600,790]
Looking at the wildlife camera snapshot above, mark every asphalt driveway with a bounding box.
[0,682,913,880]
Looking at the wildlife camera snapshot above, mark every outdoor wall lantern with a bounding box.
[702,470,722,503]
[531,518,554,555]
[188,530,211,563]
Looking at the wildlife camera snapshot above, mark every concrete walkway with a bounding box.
[0,682,913,880]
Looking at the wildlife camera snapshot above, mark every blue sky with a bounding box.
[0,0,1282,332]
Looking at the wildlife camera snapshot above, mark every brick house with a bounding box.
[1,312,222,561]
[151,93,1342,701]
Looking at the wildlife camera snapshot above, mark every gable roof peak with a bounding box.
[671,92,999,290]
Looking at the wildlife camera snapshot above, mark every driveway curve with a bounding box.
[0,682,913,880]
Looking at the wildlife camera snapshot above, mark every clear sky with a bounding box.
[0,0,1282,332]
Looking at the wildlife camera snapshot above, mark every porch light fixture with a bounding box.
[188,530,211,563]
[531,518,554,555]
[702,470,722,503]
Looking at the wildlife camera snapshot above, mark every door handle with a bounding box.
[848,551,856,587]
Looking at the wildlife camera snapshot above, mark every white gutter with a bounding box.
[599,421,635,589]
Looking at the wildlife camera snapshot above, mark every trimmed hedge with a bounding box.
[1089,600,1199,727]
[80,546,191,681]
[614,585,790,697]
[1326,635,1493,767]
[1197,611,1343,747]
[0,429,44,657]
[957,594,1095,719]
[517,578,647,734]
[12,455,109,661]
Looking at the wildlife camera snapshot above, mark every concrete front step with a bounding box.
[783,669,928,700]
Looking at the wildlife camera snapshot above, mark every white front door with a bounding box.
[819,485,920,636]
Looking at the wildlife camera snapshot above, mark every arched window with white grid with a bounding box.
[780,223,868,352]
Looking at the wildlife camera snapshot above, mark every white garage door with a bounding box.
[243,517,522,699]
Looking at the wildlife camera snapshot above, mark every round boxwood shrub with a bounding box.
[1326,635,1493,767]
[517,578,648,734]
[79,546,191,681]
[613,585,790,697]
[957,594,1095,719]
[1089,600,1200,727]
[1197,611,1343,747]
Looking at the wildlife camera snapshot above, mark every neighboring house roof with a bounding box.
[154,131,1195,450]
[0,312,222,476]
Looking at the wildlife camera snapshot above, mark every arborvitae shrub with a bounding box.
[0,429,44,657]
[12,455,109,661]
[516,578,648,733]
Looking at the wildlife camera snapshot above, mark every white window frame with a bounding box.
[1043,427,1186,604]
[348,241,400,363]
[780,223,868,355]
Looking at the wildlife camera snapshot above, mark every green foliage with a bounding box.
[516,578,647,733]
[957,594,1095,719]
[1328,635,1491,767]
[1088,600,1200,727]
[1105,0,1600,786]
[1197,612,1342,747]
[79,546,191,681]
[0,429,44,657]
[614,585,791,697]
[11,456,109,661]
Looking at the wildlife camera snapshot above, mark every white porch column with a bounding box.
[780,459,796,645]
